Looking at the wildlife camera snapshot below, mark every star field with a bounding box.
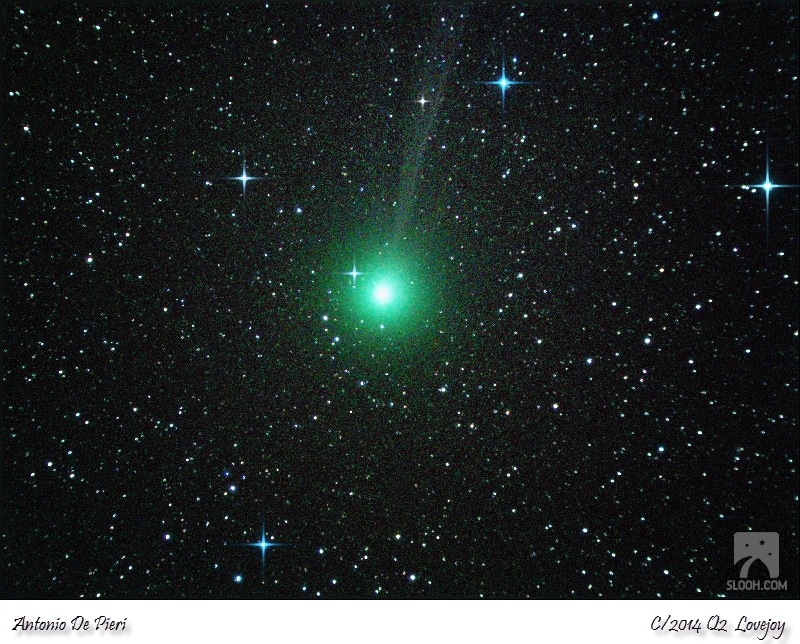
[3,4,798,599]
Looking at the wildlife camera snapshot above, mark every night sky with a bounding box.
[4,2,798,600]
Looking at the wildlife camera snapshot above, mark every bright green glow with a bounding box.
[327,247,441,346]
[373,283,393,305]
[356,270,412,328]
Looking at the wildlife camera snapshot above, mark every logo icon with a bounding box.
[734,532,779,579]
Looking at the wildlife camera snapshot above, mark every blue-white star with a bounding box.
[226,160,263,202]
[477,48,534,112]
[739,134,799,238]
[342,260,364,288]
[240,518,290,579]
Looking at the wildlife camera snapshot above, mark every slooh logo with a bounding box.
[733,532,779,578]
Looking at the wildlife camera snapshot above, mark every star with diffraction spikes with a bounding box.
[735,133,799,240]
[342,260,364,288]
[477,46,536,113]
[225,159,263,204]
[238,518,291,582]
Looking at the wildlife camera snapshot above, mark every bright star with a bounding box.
[226,159,262,202]
[477,47,534,112]
[483,70,519,111]
[737,134,800,240]
[417,95,429,109]
[342,260,364,287]
[241,518,290,580]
